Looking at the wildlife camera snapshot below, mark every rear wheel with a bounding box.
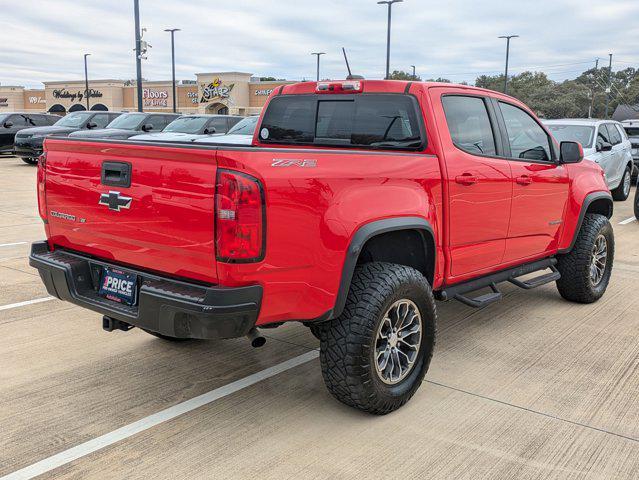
[612,166,631,201]
[318,262,437,415]
[634,184,639,220]
[21,157,37,165]
[556,214,614,303]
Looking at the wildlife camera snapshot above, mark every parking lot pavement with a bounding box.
[1,154,638,479]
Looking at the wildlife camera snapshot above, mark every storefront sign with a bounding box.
[52,88,103,103]
[200,78,234,103]
[28,96,46,104]
[142,88,169,107]
[187,91,198,104]
[254,89,274,96]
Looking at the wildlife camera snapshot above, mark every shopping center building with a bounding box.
[0,72,296,116]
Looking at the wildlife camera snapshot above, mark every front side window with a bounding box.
[260,94,424,150]
[499,102,552,161]
[596,125,611,149]
[227,116,258,135]
[442,95,496,156]
[207,117,229,134]
[91,113,111,129]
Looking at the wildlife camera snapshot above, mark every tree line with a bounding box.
[389,66,639,119]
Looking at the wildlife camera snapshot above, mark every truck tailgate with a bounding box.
[43,139,218,284]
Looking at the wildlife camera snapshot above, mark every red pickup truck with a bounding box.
[30,80,614,414]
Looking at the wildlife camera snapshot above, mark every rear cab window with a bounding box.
[259,94,425,150]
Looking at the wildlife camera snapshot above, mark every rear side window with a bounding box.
[499,102,552,161]
[605,124,622,145]
[442,95,496,156]
[260,94,424,150]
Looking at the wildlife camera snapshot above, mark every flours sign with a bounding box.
[200,78,234,103]
[142,88,169,107]
[52,88,103,103]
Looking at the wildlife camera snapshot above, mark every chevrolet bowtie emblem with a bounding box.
[99,191,132,212]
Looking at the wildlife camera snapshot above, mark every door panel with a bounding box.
[436,92,512,279]
[496,101,570,260]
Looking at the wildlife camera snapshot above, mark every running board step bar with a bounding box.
[508,266,561,290]
[437,258,560,308]
[454,283,503,308]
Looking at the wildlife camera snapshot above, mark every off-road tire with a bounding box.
[634,184,639,220]
[21,157,37,165]
[141,328,191,342]
[611,166,631,201]
[318,262,437,415]
[556,214,614,303]
[306,323,322,341]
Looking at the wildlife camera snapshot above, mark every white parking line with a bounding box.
[0,349,319,480]
[0,297,55,312]
[619,216,637,225]
[0,242,28,248]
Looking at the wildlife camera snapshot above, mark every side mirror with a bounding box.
[86,122,98,129]
[596,141,613,152]
[3,121,13,128]
[560,141,583,164]
[141,123,154,132]
[203,127,216,135]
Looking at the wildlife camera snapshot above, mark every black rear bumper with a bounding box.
[29,242,262,340]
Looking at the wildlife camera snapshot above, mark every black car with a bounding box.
[69,112,180,140]
[1,113,59,156]
[14,111,121,164]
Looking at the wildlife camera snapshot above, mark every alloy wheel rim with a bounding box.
[374,299,422,385]
[623,172,631,196]
[590,234,608,286]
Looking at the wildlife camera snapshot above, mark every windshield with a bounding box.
[624,127,639,137]
[546,124,595,148]
[54,112,93,128]
[260,94,424,150]
[227,116,258,135]
[106,114,145,130]
[163,116,209,134]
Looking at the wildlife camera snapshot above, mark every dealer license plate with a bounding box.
[98,267,138,306]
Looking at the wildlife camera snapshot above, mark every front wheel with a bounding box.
[612,166,631,201]
[318,262,437,415]
[634,185,639,220]
[556,214,614,303]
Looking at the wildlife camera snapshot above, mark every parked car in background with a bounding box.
[13,111,121,164]
[69,112,180,140]
[130,114,243,143]
[620,119,639,181]
[545,119,634,200]
[1,113,59,159]
[194,115,258,145]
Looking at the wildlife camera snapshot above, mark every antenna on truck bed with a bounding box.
[342,47,364,80]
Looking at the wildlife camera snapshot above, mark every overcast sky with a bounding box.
[1,0,637,89]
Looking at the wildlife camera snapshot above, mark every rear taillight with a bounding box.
[215,169,265,262]
[37,153,47,221]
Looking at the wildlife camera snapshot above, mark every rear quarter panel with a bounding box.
[215,147,443,325]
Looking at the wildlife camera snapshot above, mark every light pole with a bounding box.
[605,53,613,118]
[134,0,143,112]
[378,0,403,79]
[411,65,416,79]
[311,52,325,82]
[499,35,519,95]
[164,28,180,113]
[83,54,91,111]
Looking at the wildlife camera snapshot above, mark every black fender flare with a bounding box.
[330,217,435,320]
[559,191,613,254]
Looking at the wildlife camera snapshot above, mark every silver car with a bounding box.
[620,119,639,180]
[545,119,634,201]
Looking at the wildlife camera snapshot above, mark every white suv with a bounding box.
[545,119,634,201]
